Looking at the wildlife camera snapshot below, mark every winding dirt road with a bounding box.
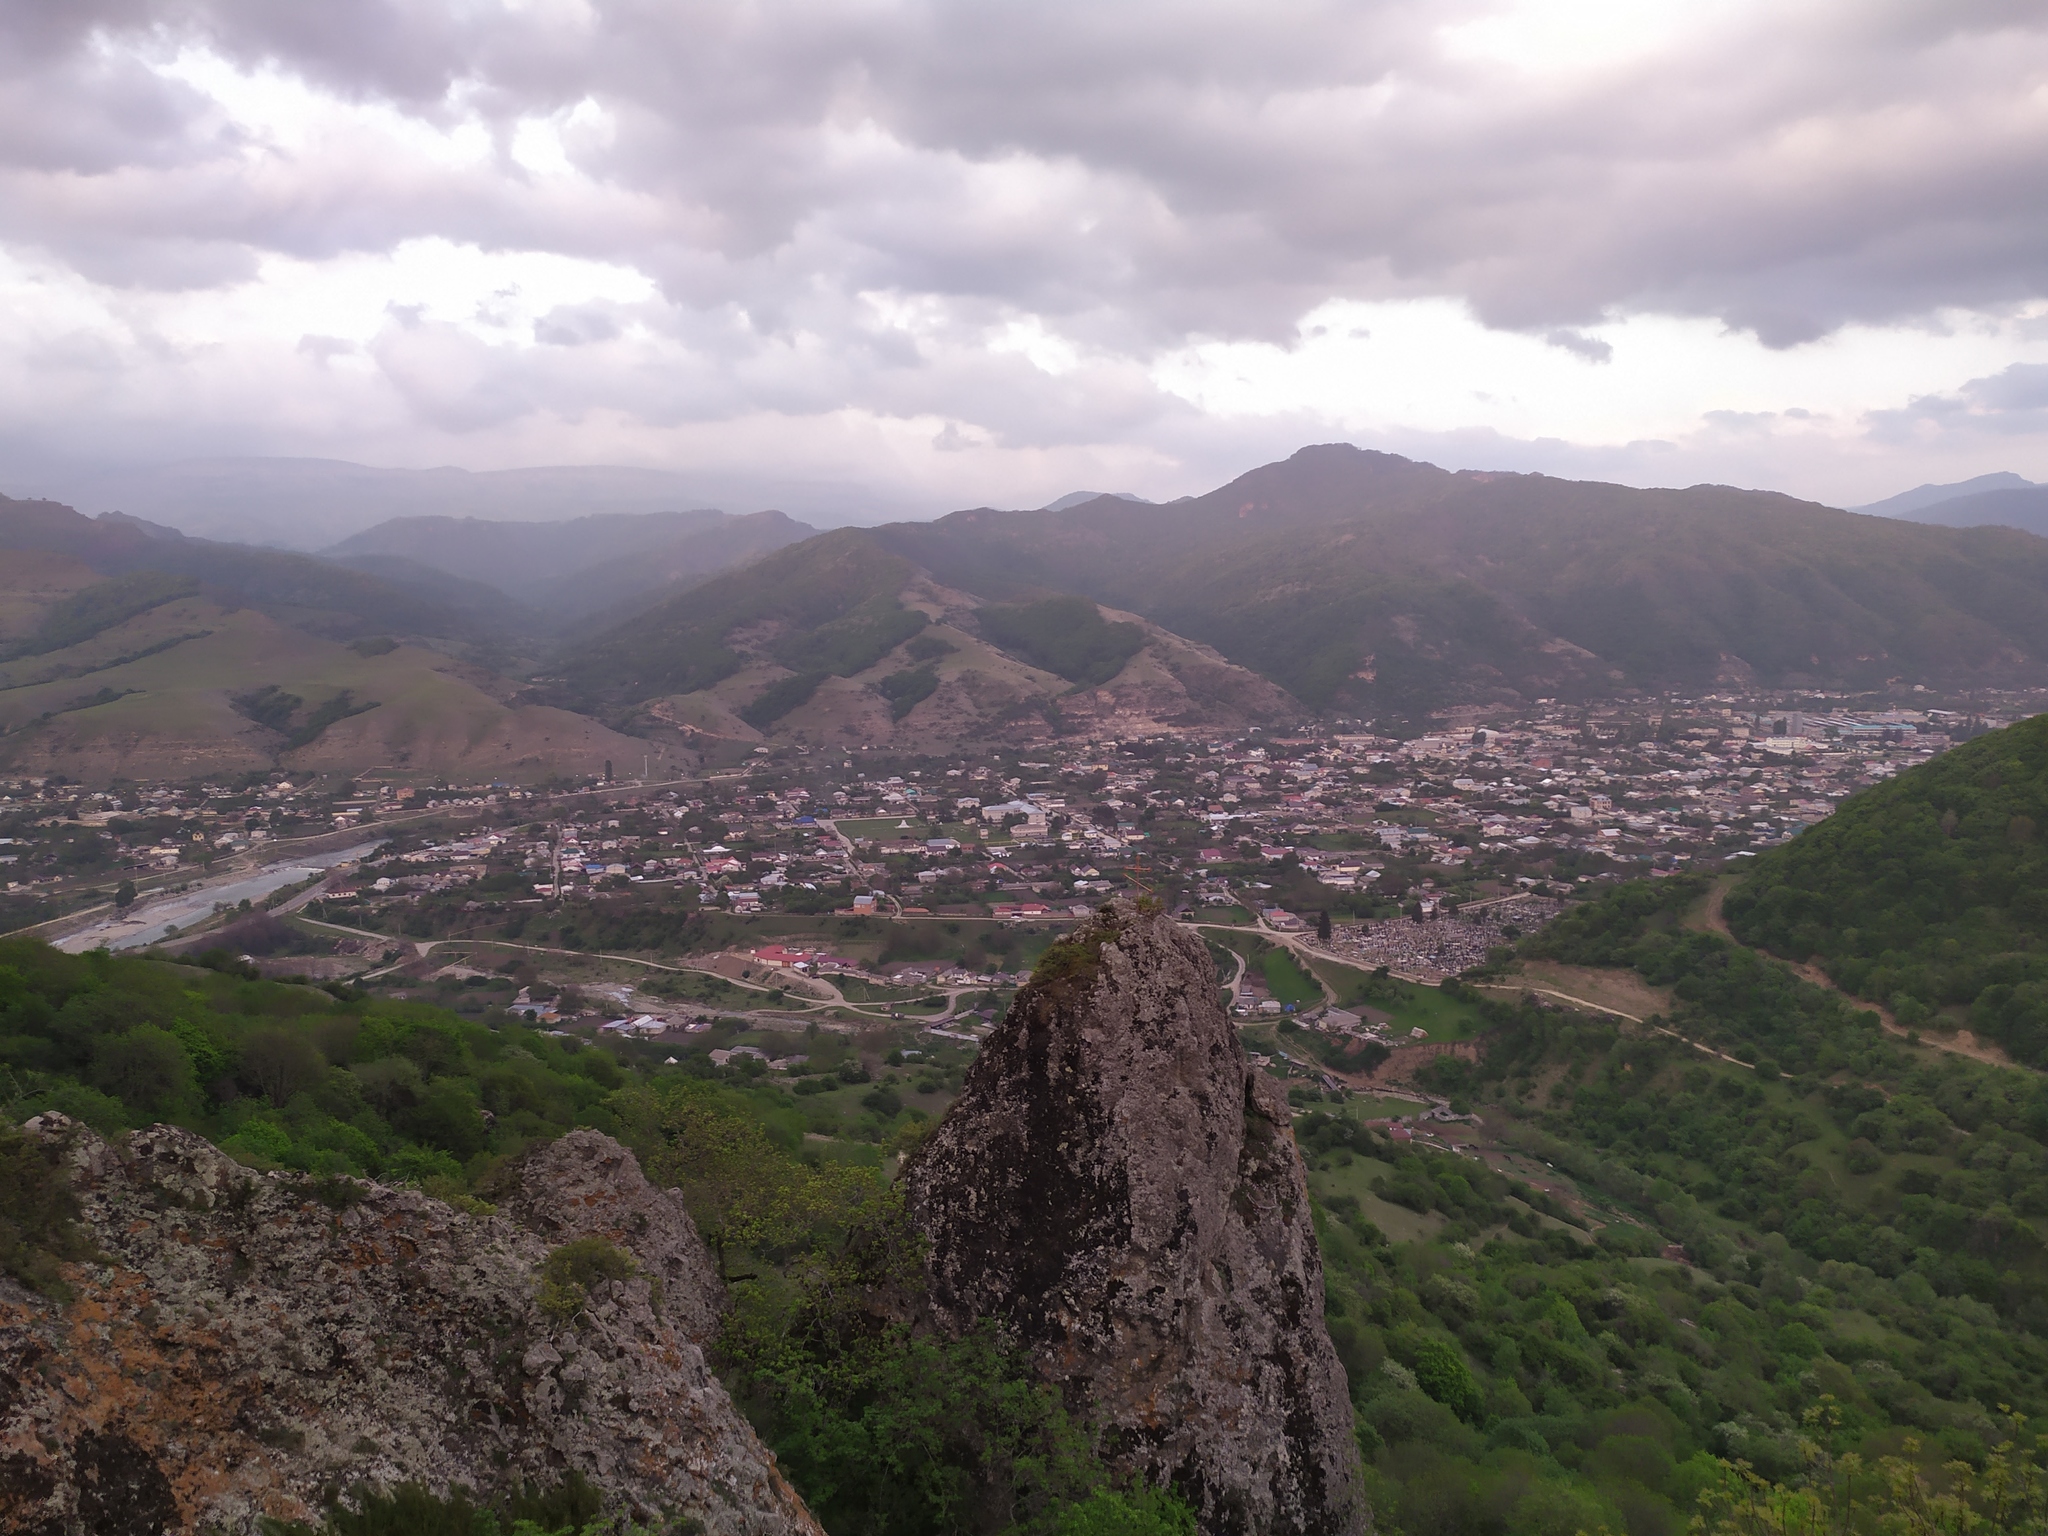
[1694,878,2020,1071]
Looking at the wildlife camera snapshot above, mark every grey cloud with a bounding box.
[533,305,623,347]
[4,0,2043,347]
[3,0,2048,508]
[1865,362,2048,444]
[1966,363,2048,413]
[1544,330,1612,363]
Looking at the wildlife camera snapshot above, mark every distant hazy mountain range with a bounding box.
[326,508,815,619]
[1856,471,2048,539]
[13,456,907,549]
[9,445,2048,781]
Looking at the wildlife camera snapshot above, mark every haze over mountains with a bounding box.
[1860,471,2048,539]
[10,457,905,549]
[327,507,815,621]
[8,443,2048,783]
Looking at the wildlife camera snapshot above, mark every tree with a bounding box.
[113,880,136,911]
[90,1025,194,1117]
[241,1027,326,1108]
[617,1082,873,1279]
[1316,909,1332,944]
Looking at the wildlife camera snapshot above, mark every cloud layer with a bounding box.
[3,0,2048,522]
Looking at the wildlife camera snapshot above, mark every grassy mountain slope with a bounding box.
[0,598,641,783]
[548,528,927,719]
[875,445,2048,712]
[0,493,649,781]
[1725,712,2048,1065]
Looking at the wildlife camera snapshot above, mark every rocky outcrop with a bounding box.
[901,901,1364,1536]
[0,1118,820,1536]
[500,1128,727,1345]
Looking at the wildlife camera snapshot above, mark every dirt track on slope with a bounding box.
[1695,876,2020,1071]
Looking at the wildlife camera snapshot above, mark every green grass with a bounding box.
[836,977,934,1004]
[835,817,930,840]
[1377,982,1488,1041]
[1261,947,1322,1006]
[1309,956,1488,1040]
[1193,905,1254,925]
[1303,1151,1446,1243]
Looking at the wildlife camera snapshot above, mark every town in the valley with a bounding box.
[3,684,2021,1144]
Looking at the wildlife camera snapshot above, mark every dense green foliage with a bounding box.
[286,687,378,748]
[1255,861,2048,1536]
[1726,712,2048,1064]
[232,683,304,731]
[0,938,626,1189]
[742,671,828,729]
[773,595,928,678]
[974,597,1144,687]
[877,666,941,719]
[616,1076,1195,1535]
[1523,878,2048,1323]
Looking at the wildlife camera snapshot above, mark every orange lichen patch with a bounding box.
[29,1265,312,1528]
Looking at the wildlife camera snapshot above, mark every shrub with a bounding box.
[0,1124,86,1297]
[538,1236,638,1321]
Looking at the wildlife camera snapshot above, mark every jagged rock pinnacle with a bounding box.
[902,899,1365,1536]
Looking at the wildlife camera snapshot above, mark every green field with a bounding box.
[1302,1150,1446,1243]
[833,816,927,840]
[1309,955,1489,1040]
[1261,947,1323,1006]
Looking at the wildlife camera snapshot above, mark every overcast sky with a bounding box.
[3,0,2047,521]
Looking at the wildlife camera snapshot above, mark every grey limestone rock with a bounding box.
[902,900,1365,1535]
[0,1117,820,1536]
[501,1127,727,1344]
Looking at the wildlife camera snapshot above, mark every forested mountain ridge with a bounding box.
[873,444,2048,712]
[1725,710,2048,1064]
[0,493,513,647]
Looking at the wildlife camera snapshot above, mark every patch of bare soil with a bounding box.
[1504,961,1676,1023]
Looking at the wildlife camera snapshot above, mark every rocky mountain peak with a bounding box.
[0,1116,820,1536]
[901,900,1364,1535]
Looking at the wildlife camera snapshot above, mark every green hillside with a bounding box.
[1726,712,2048,1064]
[974,595,1145,686]
[548,529,926,717]
[19,876,2048,1533]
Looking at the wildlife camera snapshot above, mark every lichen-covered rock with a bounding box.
[0,1117,820,1536]
[902,901,1364,1536]
[500,1128,727,1344]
